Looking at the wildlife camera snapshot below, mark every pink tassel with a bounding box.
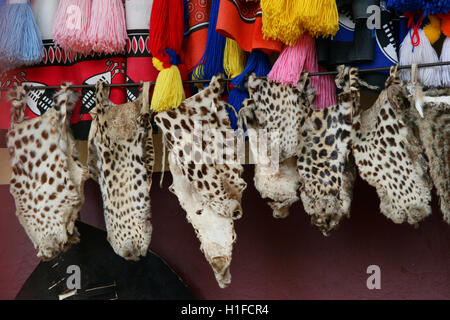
[268,35,310,86]
[53,0,92,54]
[313,66,336,110]
[87,0,127,54]
[303,40,336,109]
[268,33,336,109]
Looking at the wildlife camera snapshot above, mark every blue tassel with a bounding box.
[193,0,226,82]
[0,0,43,72]
[227,50,272,129]
[227,86,249,129]
[183,0,189,38]
[231,50,272,87]
[386,0,450,15]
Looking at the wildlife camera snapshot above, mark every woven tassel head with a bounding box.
[150,0,186,112]
[400,13,441,86]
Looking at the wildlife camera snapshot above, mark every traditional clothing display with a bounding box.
[1,0,450,293]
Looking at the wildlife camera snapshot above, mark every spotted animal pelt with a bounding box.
[7,85,88,261]
[239,73,313,218]
[408,87,450,224]
[88,82,154,261]
[154,74,246,288]
[352,67,432,225]
[297,66,360,235]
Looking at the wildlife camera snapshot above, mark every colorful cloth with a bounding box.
[216,0,282,53]
[125,0,157,102]
[182,0,211,73]
[0,0,131,138]
[317,0,399,88]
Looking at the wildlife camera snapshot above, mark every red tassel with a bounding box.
[149,0,187,112]
[149,0,184,65]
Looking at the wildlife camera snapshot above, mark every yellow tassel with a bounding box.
[305,0,339,38]
[261,0,338,45]
[152,57,165,71]
[424,15,441,45]
[191,64,205,89]
[224,38,246,79]
[151,60,185,112]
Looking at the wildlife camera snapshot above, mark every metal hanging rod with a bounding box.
[1,61,449,91]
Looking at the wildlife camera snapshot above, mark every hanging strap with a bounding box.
[297,71,309,91]
[58,83,69,126]
[140,81,151,115]
[159,135,166,188]
[405,11,424,48]
[411,63,419,85]
[409,63,425,118]
[9,86,27,124]
[94,81,108,112]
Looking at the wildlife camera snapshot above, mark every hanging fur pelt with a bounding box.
[296,66,361,235]
[239,73,313,219]
[408,86,450,224]
[154,74,247,289]
[352,66,432,225]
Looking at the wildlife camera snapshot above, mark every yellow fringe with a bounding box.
[152,57,165,72]
[224,38,246,79]
[191,64,205,89]
[261,0,338,45]
[424,15,441,45]
[151,59,185,112]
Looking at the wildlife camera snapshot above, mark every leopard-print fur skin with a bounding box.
[154,74,246,288]
[240,73,314,218]
[296,66,358,235]
[7,85,88,260]
[352,66,432,225]
[409,87,450,224]
[88,82,154,261]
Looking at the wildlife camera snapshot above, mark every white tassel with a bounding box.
[400,29,441,87]
[440,37,450,86]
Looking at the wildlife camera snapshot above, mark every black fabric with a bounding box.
[347,19,375,63]
[353,0,379,19]
[15,221,196,300]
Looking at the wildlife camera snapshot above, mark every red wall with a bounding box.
[1,167,449,300]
